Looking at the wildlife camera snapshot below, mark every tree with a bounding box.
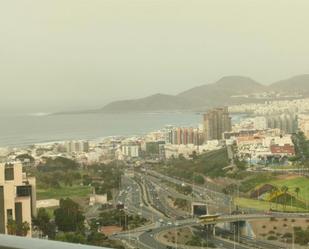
[54,198,85,232]
[295,187,300,198]
[272,186,279,210]
[87,231,108,246]
[7,220,30,237]
[7,219,17,235]
[17,222,30,236]
[193,175,205,185]
[190,151,198,160]
[281,185,289,210]
[223,183,238,196]
[55,232,86,244]
[33,208,50,228]
[33,208,56,238]
[295,187,301,211]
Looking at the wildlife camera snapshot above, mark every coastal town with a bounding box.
[2,1,309,247]
[4,97,309,168]
[1,97,309,248]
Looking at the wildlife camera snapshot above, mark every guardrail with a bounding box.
[0,235,112,249]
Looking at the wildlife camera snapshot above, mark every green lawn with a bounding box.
[235,197,308,212]
[270,177,309,200]
[37,185,92,200]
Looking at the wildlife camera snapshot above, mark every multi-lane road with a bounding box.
[112,170,308,249]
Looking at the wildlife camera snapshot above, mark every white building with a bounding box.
[253,116,267,130]
[65,140,90,153]
[121,144,140,158]
[164,141,222,159]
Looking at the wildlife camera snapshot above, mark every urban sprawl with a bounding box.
[1,98,309,249]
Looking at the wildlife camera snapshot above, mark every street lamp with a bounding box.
[233,224,236,249]
[292,224,295,249]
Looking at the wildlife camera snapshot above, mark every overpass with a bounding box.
[113,214,273,249]
[0,234,112,249]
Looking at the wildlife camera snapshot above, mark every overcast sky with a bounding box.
[1,0,309,113]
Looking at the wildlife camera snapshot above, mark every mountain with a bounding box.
[100,76,267,113]
[100,94,195,113]
[269,74,309,94]
[57,74,309,114]
[178,76,266,107]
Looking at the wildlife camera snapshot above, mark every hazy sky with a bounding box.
[1,0,309,113]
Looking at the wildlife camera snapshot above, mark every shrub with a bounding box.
[267,235,277,240]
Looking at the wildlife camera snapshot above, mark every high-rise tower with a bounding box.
[203,107,232,140]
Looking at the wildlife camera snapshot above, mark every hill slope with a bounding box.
[270,74,309,94]
[101,76,266,112]
[101,94,195,113]
[59,74,309,114]
[178,76,266,107]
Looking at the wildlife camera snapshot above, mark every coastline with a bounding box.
[0,112,203,148]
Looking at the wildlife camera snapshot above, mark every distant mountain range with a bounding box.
[58,74,309,114]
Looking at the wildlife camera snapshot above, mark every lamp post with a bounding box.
[292,224,295,249]
[233,223,236,249]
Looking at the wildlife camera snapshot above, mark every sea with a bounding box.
[0,112,245,147]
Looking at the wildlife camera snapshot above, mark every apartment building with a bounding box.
[167,127,203,145]
[0,162,36,236]
[203,107,232,140]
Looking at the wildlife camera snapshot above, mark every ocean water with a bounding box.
[0,112,202,147]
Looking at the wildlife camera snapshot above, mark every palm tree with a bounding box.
[270,186,279,211]
[281,185,289,211]
[295,187,300,198]
[273,186,279,210]
[295,187,300,211]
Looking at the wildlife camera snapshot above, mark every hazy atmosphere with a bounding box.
[1,0,309,113]
[2,1,309,248]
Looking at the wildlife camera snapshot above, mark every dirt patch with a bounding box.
[158,227,193,245]
[99,226,123,236]
[251,218,309,242]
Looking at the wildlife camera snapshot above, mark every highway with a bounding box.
[114,171,309,249]
[117,174,168,223]
[115,214,273,249]
[146,170,232,209]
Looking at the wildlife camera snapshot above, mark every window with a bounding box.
[16,186,32,197]
[6,209,13,221]
[5,167,14,181]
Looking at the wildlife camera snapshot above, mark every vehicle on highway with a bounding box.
[198,214,220,223]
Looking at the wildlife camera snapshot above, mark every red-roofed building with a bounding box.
[270,144,295,156]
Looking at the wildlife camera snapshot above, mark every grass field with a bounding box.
[234,197,308,212]
[37,185,92,200]
[270,177,309,200]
